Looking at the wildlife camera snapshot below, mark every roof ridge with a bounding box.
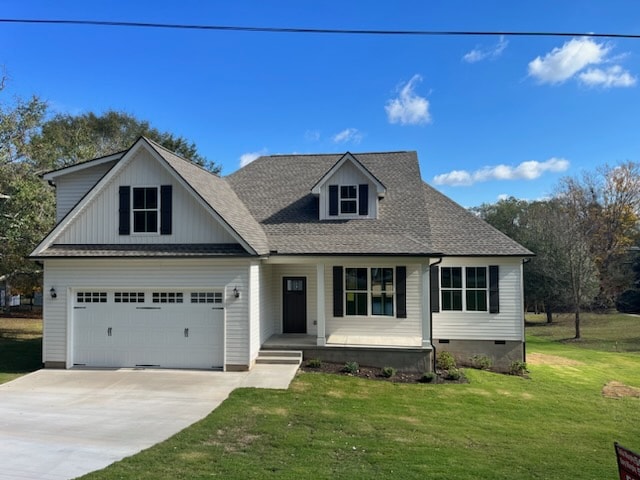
[141,136,219,177]
[264,150,414,158]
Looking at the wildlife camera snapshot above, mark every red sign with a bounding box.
[615,443,640,480]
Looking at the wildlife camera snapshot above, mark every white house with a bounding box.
[31,137,532,372]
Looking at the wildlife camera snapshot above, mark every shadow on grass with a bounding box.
[0,337,43,374]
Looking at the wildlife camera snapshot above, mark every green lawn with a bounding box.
[77,312,640,480]
[0,314,42,384]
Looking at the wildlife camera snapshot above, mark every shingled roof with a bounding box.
[227,152,436,255]
[227,151,531,257]
[422,182,533,256]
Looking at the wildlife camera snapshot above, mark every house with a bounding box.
[30,137,532,372]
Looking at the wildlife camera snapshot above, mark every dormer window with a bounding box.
[340,185,358,214]
[312,152,386,220]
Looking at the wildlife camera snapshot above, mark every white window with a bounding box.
[345,267,394,316]
[441,267,487,312]
[340,185,358,214]
[132,187,159,233]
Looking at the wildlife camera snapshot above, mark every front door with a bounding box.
[283,277,307,333]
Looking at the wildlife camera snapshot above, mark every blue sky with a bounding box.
[2,1,640,207]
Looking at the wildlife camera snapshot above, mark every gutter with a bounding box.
[429,257,443,373]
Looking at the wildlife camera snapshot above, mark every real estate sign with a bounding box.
[615,443,640,480]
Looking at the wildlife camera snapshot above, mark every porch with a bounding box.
[261,334,433,373]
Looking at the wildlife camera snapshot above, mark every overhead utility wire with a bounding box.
[1,18,640,39]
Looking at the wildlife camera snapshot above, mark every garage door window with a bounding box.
[191,292,223,304]
[114,292,145,303]
[77,292,107,303]
[152,292,183,303]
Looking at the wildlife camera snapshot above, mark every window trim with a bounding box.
[131,186,160,235]
[440,266,489,312]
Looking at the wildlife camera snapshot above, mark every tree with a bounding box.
[27,110,220,173]
[557,163,640,307]
[0,87,52,310]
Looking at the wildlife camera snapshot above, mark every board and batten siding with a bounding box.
[318,161,378,220]
[54,161,117,222]
[56,150,236,244]
[42,258,252,368]
[324,260,423,342]
[272,264,318,335]
[432,257,524,341]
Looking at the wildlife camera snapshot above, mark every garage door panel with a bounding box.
[73,290,224,369]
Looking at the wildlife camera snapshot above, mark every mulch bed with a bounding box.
[299,361,468,384]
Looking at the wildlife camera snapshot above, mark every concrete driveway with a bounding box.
[0,365,298,480]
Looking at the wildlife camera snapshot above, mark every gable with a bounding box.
[319,161,378,219]
[54,148,237,245]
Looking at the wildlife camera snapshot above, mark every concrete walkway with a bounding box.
[0,365,299,480]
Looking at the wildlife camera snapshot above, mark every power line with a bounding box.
[1,18,640,39]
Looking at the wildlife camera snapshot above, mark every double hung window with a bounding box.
[340,185,358,214]
[441,266,488,312]
[345,267,394,316]
[132,187,159,233]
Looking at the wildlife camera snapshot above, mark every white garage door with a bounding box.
[72,290,224,369]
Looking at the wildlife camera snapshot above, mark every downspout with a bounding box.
[522,258,531,364]
[429,257,443,373]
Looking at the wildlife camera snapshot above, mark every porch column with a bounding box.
[316,263,326,346]
[421,262,431,348]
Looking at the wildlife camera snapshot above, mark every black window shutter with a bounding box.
[430,265,440,312]
[118,186,130,235]
[329,185,339,216]
[160,185,172,235]
[396,266,407,318]
[489,265,500,313]
[358,184,369,215]
[333,266,343,317]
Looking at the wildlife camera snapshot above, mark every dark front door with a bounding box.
[283,277,307,333]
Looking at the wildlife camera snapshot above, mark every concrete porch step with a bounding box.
[256,350,303,365]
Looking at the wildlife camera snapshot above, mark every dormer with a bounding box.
[311,152,386,220]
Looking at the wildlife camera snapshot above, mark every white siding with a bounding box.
[57,150,236,244]
[318,161,378,220]
[324,260,423,343]
[42,258,252,368]
[248,262,261,362]
[273,264,318,335]
[55,161,117,222]
[259,264,276,343]
[432,257,524,341]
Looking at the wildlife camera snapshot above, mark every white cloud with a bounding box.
[497,194,510,201]
[578,65,637,88]
[239,148,268,168]
[463,36,508,63]
[332,128,363,144]
[433,157,570,187]
[528,37,610,84]
[304,129,320,141]
[385,75,431,125]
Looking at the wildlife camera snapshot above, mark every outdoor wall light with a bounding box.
[233,287,240,298]
[49,287,57,299]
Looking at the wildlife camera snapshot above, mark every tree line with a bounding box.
[0,77,215,309]
[473,163,640,338]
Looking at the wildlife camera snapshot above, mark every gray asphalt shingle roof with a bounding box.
[227,152,436,255]
[422,182,533,256]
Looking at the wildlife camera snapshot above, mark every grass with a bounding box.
[526,311,640,353]
[0,313,42,384]
[78,312,640,480]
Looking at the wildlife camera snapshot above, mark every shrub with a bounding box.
[381,366,397,378]
[446,367,462,381]
[470,355,493,370]
[306,358,322,368]
[616,289,640,313]
[509,361,529,376]
[342,361,359,374]
[420,372,436,383]
[436,351,456,371]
